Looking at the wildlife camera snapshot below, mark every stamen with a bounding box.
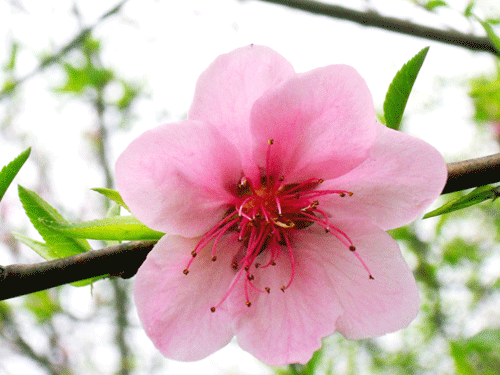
[265,139,274,189]
[191,139,363,311]
[282,231,296,290]
[350,248,374,280]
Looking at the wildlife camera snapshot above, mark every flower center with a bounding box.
[183,139,373,312]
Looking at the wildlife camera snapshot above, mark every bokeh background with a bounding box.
[1,0,500,374]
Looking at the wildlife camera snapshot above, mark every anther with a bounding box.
[191,250,197,257]
[279,176,284,181]
[232,262,238,269]
[183,269,189,275]
[340,192,346,197]
[265,287,270,294]
[246,301,252,307]
[318,179,324,183]
[280,286,285,292]
[247,274,255,281]
[212,256,217,262]
[255,263,260,268]
[210,307,216,313]
[244,265,250,271]
[268,139,274,145]
[271,261,276,266]
[348,192,353,196]
[349,246,356,251]
[369,275,375,280]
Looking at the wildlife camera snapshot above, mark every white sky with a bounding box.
[1,0,500,374]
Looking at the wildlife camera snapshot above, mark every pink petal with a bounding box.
[321,123,447,230]
[229,239,343,366]
[299,222,419,339]
[250,65,377,183]
[134,234,241,361]
[115,120,242,237]
[188,45,295,178]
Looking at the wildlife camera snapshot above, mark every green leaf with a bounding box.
[4,41,19,72]
[424,185,500,218]
[475,16,500,55]
[464,1,475,17]
[23,290,61,323]
[18,186,91,259]
[91,187,129,210]
[12,232,54,259]
[0,147,30,202]
[451,330,500,374]
[41,215,164,241]
[424,0,447,11]
[383,46,429,130]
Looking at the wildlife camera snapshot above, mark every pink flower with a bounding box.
[115,45,447,365]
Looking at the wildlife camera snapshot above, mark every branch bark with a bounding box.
[442,153,500,194]
[0,241,155,300]
[256,0,498,55]
[1,153,499,301]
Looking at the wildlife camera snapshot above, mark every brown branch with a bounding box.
[256,0,499,55]
[442,153,500,194]
[0,154,499,301]
[0,241,155,300]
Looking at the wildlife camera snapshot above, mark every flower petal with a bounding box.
[300,222,419,339]
[188,44,295,177]
[229,237,343,366]
[134,234,240,361]
[250,65,377,183]
[115,120,242,237]
[321,124,447,230]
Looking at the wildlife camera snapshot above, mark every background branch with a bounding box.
[0,0,128,100]
[256,0,498,55]
[1,153,499,301]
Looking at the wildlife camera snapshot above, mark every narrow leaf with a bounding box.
[383,47,429,130]
[0,147,30,202]
[12,232,54,260]
[42,215,164,241]
[424,1,447,11]
[424,185,499,218]
[475,17,500,54]
[91,187,129,210]
[18,186,91,259]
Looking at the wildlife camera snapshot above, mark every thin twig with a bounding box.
[0,0,128,100]
[0,241,155,300]
[442,153,500,194]
[256,0,498,55]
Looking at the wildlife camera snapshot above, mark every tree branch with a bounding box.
[0,241,155,300]
[442,153,500,194]
[0,0,128,100]
[256,0,499,55]
[1,154,499,300]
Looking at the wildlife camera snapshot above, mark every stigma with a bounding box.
[182,139,373,312]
